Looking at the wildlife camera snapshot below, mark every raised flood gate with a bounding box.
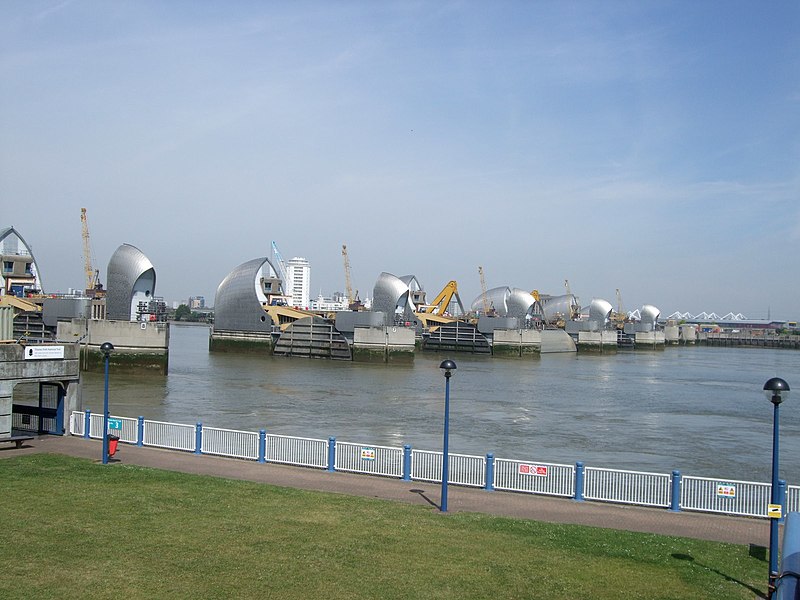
[272,317,352,360]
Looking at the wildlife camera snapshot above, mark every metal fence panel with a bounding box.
[202,427,259,460]
[266,434,327,469]
[69,411,84,436]
[494,458,574,497]
[143,420,196,452]
[410,450,485,487]
[584,467,671,507]
[681,476,771,517]
[787,485,799,514]
[335,442,403,478]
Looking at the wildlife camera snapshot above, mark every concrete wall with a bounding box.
[576,330,618,353]
[352,326,415,363]
[57,319,170,373]
[492,329,541,357]
[635,331,666,349]
[0,343,80,438]
[540,329,578,353]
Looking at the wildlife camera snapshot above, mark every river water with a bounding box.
[80,323,800,484]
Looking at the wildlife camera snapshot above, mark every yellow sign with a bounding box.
[768,504,782,519]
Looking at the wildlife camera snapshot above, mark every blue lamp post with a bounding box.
[439,359,457,512]
[101,342,114,464]
[763,376,789,598]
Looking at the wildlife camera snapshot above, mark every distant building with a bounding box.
[310,293,349,312]
[189,296,205,310]
[0,227,43,297]
[286,257,311,309]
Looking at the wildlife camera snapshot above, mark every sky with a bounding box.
[1,1,799,319]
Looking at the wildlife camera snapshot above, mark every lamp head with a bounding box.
[763,377,790,405]
[100,341,114,357]
[439,359,457,378]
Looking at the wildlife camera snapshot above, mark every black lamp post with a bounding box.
[101,342,114,464]
[439,359,457,512]
[763,376,790,598]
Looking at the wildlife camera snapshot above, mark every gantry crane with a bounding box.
[270,241,290,294]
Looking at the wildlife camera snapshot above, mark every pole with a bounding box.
[768,399,780,596]
[441,370,451,512]
[102,351,110,464]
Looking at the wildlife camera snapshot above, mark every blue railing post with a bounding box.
[327,436,336,472]
[83,409,91,439]
[402,444,412,481]
[669,470,681,512]
[778,479,787,524]
[137,416,144,447]
[485,453,495,491]
[194,422,202,455]
[574,461,585,502]
[258,429,266,464]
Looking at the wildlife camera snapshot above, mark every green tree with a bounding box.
[174,304,191,321]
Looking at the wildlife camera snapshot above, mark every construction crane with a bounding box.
[270,241,290,294]
[478,266,490,315]
[613,288,627,329]
[80,208,102,296]
[342,244,353,305]
[421,280,464,315]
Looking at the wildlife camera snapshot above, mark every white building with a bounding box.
[286,257,311,309]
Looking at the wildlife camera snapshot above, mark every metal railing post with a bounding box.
[258,429,266,464]
[194,422,202,455]
[670,470,681,512]
[137,416,144,447]
[327,436,336,472]
[402,444,412,481]
[83,409,91,439]
[574,461,585,502]
[485,453,495,491]
[778,479,787,524]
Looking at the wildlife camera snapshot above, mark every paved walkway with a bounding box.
[1,434,770,547]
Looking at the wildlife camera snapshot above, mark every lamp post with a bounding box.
[439,359,457,512]
[763,376,790,598]
[101,342,114,464]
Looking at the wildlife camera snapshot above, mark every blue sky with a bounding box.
[2,1,798,319]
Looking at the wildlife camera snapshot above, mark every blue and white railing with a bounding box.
[70,410,800,519]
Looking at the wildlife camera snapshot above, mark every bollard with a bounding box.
[669,470,681,512]
[574,462,585,502]
[258,429,266,464]
[485,453,495,491]
[327,436,336,472]
[83,409,91,439]
[402,445,412,481]
[194,422,202,455]
[137,416,144,447]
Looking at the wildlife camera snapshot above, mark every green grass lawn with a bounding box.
[0,454,766,599]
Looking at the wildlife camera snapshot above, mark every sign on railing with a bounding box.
[335,442,403,478]
[494,458,574,497]
[681,476,771,518]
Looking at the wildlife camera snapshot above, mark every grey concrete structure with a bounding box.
[105,243,156,321]
[0,343,80,438]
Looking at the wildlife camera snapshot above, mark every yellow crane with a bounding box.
[80,208,102,296]
[421,280,464,315]
[341,244,353,305]
[478,266,490,314]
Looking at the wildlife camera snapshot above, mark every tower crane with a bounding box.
[613,288,627,328]
[342,244,353,305]
[478,266,490,315]
[80,208,102,296]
